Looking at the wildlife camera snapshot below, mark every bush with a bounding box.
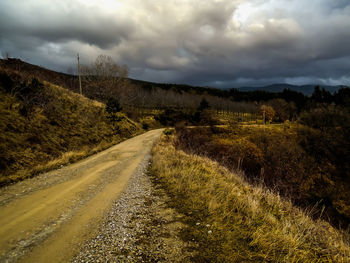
[259,105,275,123]
[138,116,158,130]
[268,98,296,122]
[106,97,122,114]
[163,128,174,136]
[0,71,14,92]
[198,98,210,111]
[155,109,192,126]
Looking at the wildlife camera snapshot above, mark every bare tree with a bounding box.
[1,51,10,59]
[81,54,130,101]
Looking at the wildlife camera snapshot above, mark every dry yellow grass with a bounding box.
[0,72,143,186]
[4,138,124,184]
[150,132,350,262]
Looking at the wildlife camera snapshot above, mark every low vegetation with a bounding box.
[174,119,350,228]
[150,132,350,262]
[0,69,142,186]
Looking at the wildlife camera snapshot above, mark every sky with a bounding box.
[0,0,350,88]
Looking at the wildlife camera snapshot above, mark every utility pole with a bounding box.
[77,53,82,95]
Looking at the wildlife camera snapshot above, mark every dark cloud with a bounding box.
[0,1,134,49]
[1,0,349,87]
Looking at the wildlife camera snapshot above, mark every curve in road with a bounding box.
[0,129,163,263]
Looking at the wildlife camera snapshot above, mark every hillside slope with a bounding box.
[0,58,228,99]
[0,69,142,186]
[0,59,248,111]
[151,132,350,262]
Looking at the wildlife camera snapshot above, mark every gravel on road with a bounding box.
[72,152,196,263]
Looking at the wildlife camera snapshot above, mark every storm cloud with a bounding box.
[1,0,350,88]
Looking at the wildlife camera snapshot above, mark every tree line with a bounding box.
[1,56,349,122]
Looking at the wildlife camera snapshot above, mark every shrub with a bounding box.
[155,109,192,126]
[268,98,296,122]
[198,98,210,111]
[0,71,14,92]
[138,116,158,130]
[106,97,122,114]
[259,105,275,123]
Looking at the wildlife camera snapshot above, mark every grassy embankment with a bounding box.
[174,124,350,228]
[0,69,142,186]
[150,130,350,262]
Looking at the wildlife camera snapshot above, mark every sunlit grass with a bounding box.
[150,132,350,262]
[0,73,142,186]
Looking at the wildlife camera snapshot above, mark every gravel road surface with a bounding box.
[0,129,189,263]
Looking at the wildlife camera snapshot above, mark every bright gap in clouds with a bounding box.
[80,0,122,10]
[233,3,255,26]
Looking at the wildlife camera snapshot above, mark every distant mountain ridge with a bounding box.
[238,84,343,96]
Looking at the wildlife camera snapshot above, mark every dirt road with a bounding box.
[0,129,163,263]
